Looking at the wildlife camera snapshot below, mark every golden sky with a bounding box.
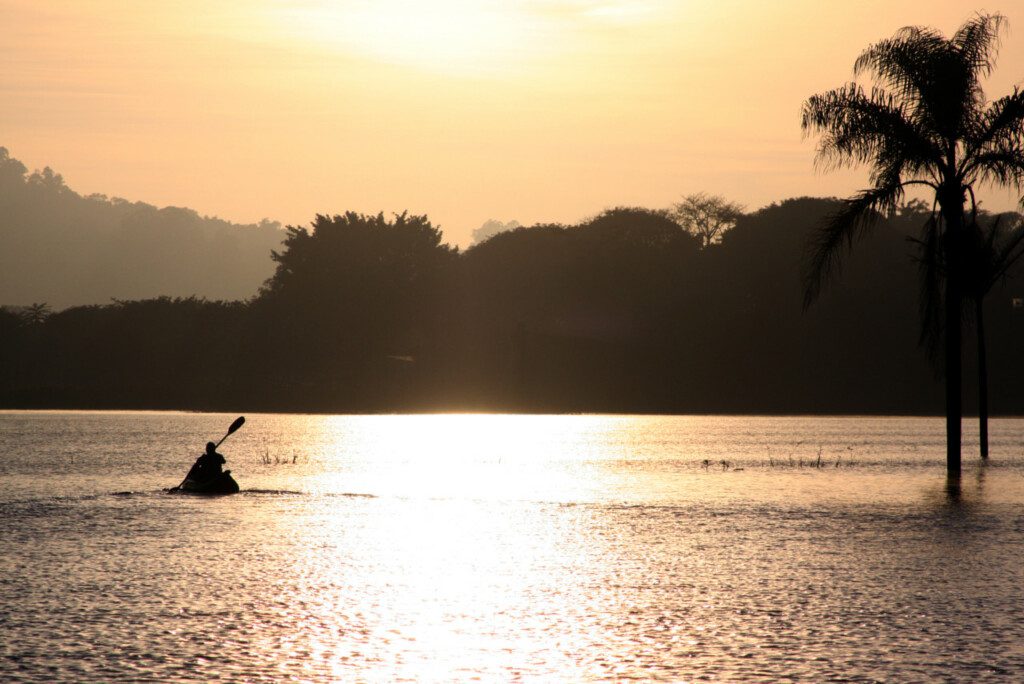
[3,0,1023,245]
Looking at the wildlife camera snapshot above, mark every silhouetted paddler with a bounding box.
[186,441,226,483]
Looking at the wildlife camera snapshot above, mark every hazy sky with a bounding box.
[4,0,1023,245]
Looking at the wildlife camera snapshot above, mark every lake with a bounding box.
[1,411,1023,682]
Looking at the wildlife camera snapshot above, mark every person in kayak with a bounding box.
[186,441,226,482]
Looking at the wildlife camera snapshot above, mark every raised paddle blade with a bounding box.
[227,416,245,435]
[214,416,246,448]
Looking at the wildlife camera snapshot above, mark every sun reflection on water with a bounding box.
[239,413,1024,507]
[303,413,624,501]
[228,414,1024,676]
[262,488,612,679]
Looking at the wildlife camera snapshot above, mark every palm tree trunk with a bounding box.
[942,197,964,480]
[945,276,962,478]
[976,296,989,460]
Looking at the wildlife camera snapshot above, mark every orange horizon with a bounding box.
[4,1,1023,246]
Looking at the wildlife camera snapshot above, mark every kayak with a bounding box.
[172,470,240,495]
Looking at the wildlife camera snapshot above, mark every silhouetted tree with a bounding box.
[255,211,458,408]
[581,207,688,247]
[0,148,27,186]
[962,213,1024,458]
[672,193,745,248]
[801,13,1024,477]
[26,167,69,194]
[919,210,1024,459]
[471,219,520,246]
[19,303,51,326]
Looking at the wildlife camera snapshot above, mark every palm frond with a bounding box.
[952,13,1006,79]
[855,17,1008,143]
[964,88,1024,158]
[802,184,904,308]
[853,28,946,101]
[971,147,1024,189]
[802,84,941,173]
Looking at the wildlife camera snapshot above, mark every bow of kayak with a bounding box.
[169,470,240,495]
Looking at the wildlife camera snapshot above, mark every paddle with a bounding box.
[215,416,246,448]
[169,416,245,492]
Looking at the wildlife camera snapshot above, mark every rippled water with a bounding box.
[2,411,1023,681]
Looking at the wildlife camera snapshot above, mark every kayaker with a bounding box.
[186,441,226,482]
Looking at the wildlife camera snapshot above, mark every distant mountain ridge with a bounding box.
[0,148,284,308]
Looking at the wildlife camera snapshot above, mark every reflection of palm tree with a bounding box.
[801,14,1024,478]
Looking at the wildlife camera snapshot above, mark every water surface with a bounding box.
[2,412,1022,681]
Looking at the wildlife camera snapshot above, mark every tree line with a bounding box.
[2,199,1022,416]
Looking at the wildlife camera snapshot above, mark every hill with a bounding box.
[0,148,283,308]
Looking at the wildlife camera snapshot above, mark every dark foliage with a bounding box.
[3,200,1023,414]
[248,212,459,410]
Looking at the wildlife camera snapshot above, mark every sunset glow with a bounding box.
[273,1,538,75]
[4,0,1023,242]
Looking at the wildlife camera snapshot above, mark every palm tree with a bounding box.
[963,214,1024,459]
[917,211,1024,460]
[801,13,1024,479]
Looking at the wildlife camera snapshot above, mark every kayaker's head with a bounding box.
[205,441,216,455]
